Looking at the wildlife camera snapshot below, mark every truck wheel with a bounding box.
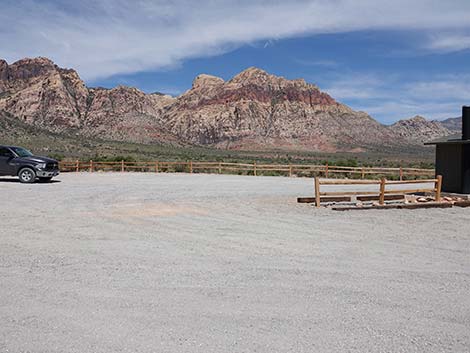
[39,177,53,183]
[18,167,36,183]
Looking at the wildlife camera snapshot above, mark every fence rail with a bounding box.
[59,160,435,180]
[313,175,442,207]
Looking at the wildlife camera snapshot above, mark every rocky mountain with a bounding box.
[160,68,400,152]
[0,57,179,145]
[440,117,461,132]
[388,116,453,143]
[0,57,454,152]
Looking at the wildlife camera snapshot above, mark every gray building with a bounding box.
[425,106,470,194]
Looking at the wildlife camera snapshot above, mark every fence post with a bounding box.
[75,160,79,173]
[325,162,329,178]
[435,175,442,202]
[218,162,222,174]
[289,164,293,177]
[189,160,193,174]
[379,177,386,205]
[121,160,124,173]
[90,160,93,173]
[254,162,257,176]
[399,167,403,181]
[155,161,159,173]
[361,168,365,179]
[314,177,321,208]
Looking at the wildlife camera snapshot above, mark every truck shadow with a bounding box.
[0,178,61,184]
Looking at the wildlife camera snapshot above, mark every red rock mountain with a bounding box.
[160,69,400,152]
[0,57,177,144]
[0,57,451,152]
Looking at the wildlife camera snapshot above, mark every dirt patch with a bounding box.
[110,203,209,218]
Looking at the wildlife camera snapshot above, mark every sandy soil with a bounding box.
[1,173,469,353]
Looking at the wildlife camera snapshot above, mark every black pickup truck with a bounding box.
[0,145,59,183]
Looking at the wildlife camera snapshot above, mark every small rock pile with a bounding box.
[405,195,467,204]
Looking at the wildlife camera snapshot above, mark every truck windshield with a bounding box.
[11,147,33,157]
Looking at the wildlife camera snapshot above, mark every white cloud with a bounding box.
[427,34,470,52]
[407,78,470,101]
[321,73,469,123]
[361,101,461,124]
[323,75,389,100]
[1,0,470,79]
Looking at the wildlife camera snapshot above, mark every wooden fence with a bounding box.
[58,160,435,180]
[313,175,442,207]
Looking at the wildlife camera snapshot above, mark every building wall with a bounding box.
[462,145,470,194]
[436,144,462,193]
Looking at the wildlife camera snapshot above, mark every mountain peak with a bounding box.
[230,67,271,84]
[409,115,427,122]
[10,57,57,71]
[392,115,431,127]
[192,74,224,89]
[13,56,55,65]
[2,56,59,83]
[389,115,451,143]
[240,66,268,75]
[229,67,315,91]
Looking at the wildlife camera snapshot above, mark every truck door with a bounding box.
[0,147,15,175]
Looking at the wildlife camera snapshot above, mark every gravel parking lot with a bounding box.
[1,172,469,353]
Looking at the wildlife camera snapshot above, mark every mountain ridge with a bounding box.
[0,57,456,153]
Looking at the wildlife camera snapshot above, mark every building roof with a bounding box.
[424,133,470,145]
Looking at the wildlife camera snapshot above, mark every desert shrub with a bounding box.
[260,170,286,177]
[335,158,358,167]
[47,153,65,161]
[174,164,188,173]
[91,155,136,162]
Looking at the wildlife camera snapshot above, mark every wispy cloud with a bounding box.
[406,77,470,100]
[427,33,470,52]
[1,0,470,79]
[363,101,461,124]
[323,75,390,100]
[322,73,469,123]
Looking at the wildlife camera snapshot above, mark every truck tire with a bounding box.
[18,167,36,183]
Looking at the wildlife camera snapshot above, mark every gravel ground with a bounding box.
[1,172,469,353]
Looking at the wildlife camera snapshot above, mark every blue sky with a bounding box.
[1,0,470,124]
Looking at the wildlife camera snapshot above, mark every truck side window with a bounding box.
[0,147,13,157]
